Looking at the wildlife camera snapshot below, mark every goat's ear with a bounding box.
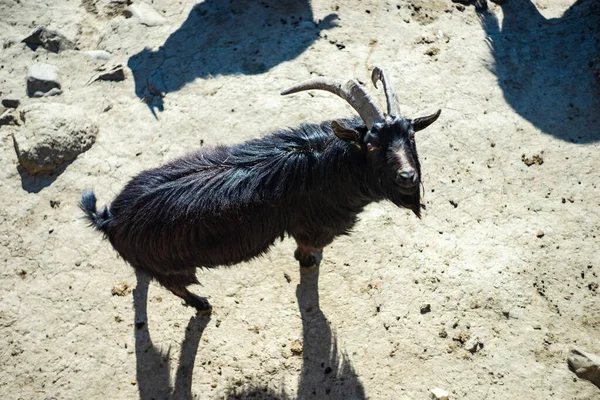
[332,121,361,146]
[412,109,441,132]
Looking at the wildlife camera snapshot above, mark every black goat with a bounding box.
[80,68,441,314]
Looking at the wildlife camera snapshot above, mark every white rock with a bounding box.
[431,387,449,400]
[464,336,483,354]
[27,63,61,97]
[28,63,58,81]
[125,3,167,26]
[84,50,111,61]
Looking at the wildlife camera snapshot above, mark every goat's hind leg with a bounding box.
[153,271,212,315]
[169,285,212,315]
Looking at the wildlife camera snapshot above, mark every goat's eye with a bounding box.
[409,132,415,141]
[367,143,377,152]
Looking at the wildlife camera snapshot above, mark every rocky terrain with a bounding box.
[1,0,599,399]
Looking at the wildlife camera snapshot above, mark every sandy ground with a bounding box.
[1,0,599,399]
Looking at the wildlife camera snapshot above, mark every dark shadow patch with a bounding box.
[476,0,600,143]
[133,271,211,400]
[127,0,337,116]
[224,266,366,399]
[225,386,289,400]
[295,267,366,399]
[17,163,71,194]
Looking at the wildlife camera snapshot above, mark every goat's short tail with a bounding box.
[79,190,111,233]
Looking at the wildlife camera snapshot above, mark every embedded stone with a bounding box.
[22,27,76,53]
[12,103,98,174]
[124,3,167,26]
[27,63,62,97]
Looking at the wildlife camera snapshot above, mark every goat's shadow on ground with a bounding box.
[127,0,337,115]
[294,267,365,399]
[474,0,600,143]
[133,272,210,400]
[133,266,365,399]
[227,266,366,399]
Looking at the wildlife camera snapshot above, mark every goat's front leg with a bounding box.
[294,236,333,267]
[294,242,324,268]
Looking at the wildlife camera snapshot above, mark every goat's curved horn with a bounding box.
[281,78,385,129]
[371,67,400,118]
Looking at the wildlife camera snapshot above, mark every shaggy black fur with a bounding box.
[80,115,434,312]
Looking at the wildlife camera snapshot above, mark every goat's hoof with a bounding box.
[188,302,212,315]
[195,306,212,316]
[185,295,212,314]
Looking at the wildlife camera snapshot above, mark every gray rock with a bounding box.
[103,0,132,18]
[88,64,126,84]
[2,38,18,49]
[12,104,98,175]
[568,347,600,389]
[0,110,21,127]
[27,63,62,97]
[22,27,76,53]
[124,3,167,26]
[2,98,20,108]
[83,0,133,18]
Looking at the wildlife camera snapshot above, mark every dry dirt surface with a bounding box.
[1,0,600,399]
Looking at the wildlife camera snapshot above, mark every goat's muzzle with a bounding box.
[394,168,419,192]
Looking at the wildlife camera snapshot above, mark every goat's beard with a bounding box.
[390,189,422,218]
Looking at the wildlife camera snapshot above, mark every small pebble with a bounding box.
[431,387,449,400]
[290,339,303,355]
[84,50,111,61]
[2,98,20,108]
[464,336,483,354]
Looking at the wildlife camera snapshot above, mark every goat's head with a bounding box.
[281,67,441,217]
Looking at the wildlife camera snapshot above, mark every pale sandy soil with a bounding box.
[1,0,599,399]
